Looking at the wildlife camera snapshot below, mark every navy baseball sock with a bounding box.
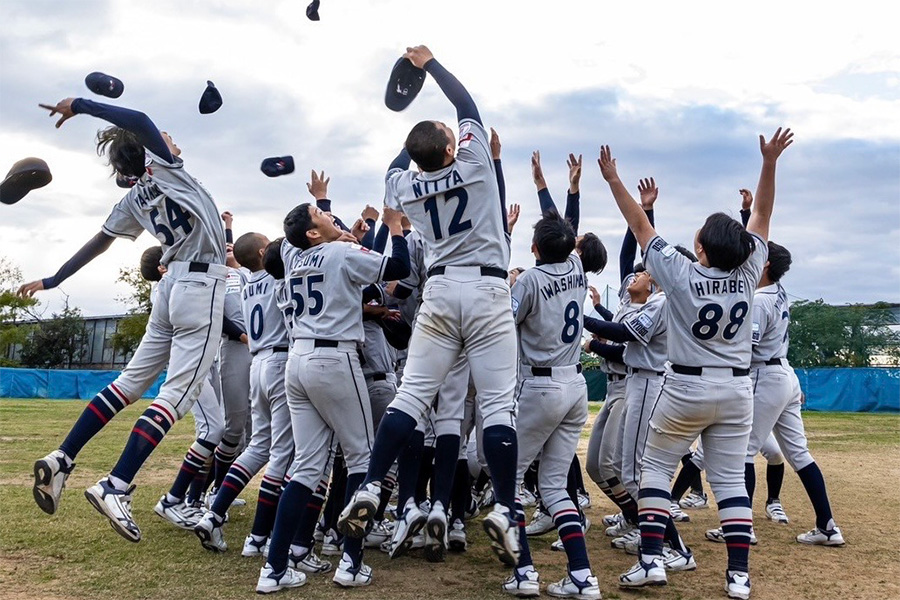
[60,384,132,460]
[524,460,539,496]
[744,462,757,507]
[482,424,518,512]
[473,468,490,494]
[571,455,587,494]
[109,403,176,489]
[450,459,471,522]
[416,445,435,505]
[551,502,590,572]
[766,462,785,502]
[566,457,581,505]
[212,436,240,490]
[797,462,834,530]
[514,501,533,568]
[374,472,396,521]
[718,495,752,573]
[167,438,217,501]
[211,462,255,516]
[363,409,417,486]
[342,473,366,567]
[637,487,670,558]
[664,516,689,553]
[186,457,213,504]
[266,480,312,574]
[291,479,327,546]
[249,476,284,538]
[396,430,424,509]
[324,460,348,533]
[431,435,460,510]
[607,476,639,524]
[671,457,701,502]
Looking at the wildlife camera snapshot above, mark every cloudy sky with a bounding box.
[1,0,898,317]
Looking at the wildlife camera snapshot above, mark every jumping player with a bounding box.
[604,127,793,600]
[25,96,226,542]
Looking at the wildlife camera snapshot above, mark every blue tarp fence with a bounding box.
[0,366,897,412]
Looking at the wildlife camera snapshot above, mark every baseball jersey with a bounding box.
[395,230,427,327]
[224,267,249,332]
[598,280,633,376]
[644,233,768,368]
[385,119,508,271]
[751,282,790,361]
[101,150,226,266]
[511,253,587,367]
[362,319,397,376]
[621,291,668,372]
[242,270,290,354]
[274,278,293,337]
[285,241,388,343]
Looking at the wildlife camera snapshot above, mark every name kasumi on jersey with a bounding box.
[540,273,586,301]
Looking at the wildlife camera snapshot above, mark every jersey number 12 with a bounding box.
[423,189,472,240]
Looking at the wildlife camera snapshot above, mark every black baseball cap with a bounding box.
[261,156,295,177]
[85,72,124,99]
[385,58,426,112]
[1,158,52,205]
[199,80,223,114]
[306,0,320,20]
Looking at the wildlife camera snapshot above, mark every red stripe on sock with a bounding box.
[727,543,751,549]
[153,404,175,425]
[258,497,276,506]
[643,532,664,539]
[88,402,110,424]
[223,480,241,492]
[561,532,584,542]
[132,427,159,447]
[109,383,131,405]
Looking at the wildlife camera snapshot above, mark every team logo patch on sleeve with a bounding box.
[349,243,370,253]
[458,123,474,148]
[650,238,667,253]
[661,245,677,258]
[511,296,520,315]
[752,322,760,343]
[629,313,653,338]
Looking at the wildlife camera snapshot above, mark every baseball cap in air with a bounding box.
[85,72,124,99]
[1,157,52,205]
[261,156,296,177]
[306,0,320,20]
[199,80,223,114]
[385,58,426,112]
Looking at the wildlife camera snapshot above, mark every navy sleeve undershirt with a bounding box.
[620,209,654,282]
[382,235,411,281]
[222,316,245,341]
[423,59,481,124]
[593,303,614,322]
[495,158,508,234]
[585,319,636,343]
[71,98,173,163]
[565,190,580,234]
[373,223,389,254]
[42,231,115,290]
[589,340,626,363]
[360,219,377,250]
[538,187,557,216]
[740,208,751,228]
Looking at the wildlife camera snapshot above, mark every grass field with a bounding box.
[1,399,898,600]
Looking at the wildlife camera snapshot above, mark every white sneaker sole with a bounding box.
[424,516,446,563]
[84,487,140,543]
[337,492,378,538]
[389,514,427,560]
[33,459,61,515]
[482,514,519,567]
[194,525,227,552]
[256,578,305,594]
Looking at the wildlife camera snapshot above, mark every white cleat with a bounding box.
[386,498,427,559]
[482,504,521,567]
[547,573,601,599]
[662,548,697,571]
[551,537,564,552]
[363,519,393,549]
[766,500,790,524]
[670,502,691,523]
[332,557,373,587]
[241,535,267,557]
[602,512,623,527]
[519,488,538,508]
[796,525,845,546]
[526,508,555,536]
[194,511,227,552]
[33,450,74,515]
[679,490,709,509]
[255,564,306,594]
[424,501,448,563]
[289,548,333,574]
[606,519,635,538]
[448,518,468,552]
[706,527,757,545]
[84,478,141,542]
[502,569,540,597]
[337,482,380,538]
[619,558,667,588]
[577,491,592,510]
[725,570,751,600]
[154,496,204,530]
[321,528,342,556]
[611,529,641,550]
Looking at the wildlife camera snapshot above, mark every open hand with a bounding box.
[490,128,501,160]
[759,127,794,162]
[638,178,658,210]
[531,151,546,189]
[307,170,330,200]
[567,153,583,192]
[39,98,76,128]
[597,145,619,182]
[17,280,45,298]
[507,203,520,232]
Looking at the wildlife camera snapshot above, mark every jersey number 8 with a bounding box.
[691,301,749,340]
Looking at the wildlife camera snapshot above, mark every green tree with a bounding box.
[788,299,900,367]
[19,305,87,368]
[109,265,151,357]
[0,257,39,366]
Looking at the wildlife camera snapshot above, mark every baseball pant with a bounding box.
[585,377,627,486]
[621,371,664,500]
[366,373,398,431]
[748,365,813,471]
[219,339,252,442]
[189,366,225,445]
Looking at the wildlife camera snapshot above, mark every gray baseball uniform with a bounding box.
[362,317,398,429]
[220,267,252,447]
[284,240,387,489]
[510,253,589,511]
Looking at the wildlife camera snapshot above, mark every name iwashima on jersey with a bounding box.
[540,273,587,300]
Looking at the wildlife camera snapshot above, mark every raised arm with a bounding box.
[564,153,582,233]
[598,145,656,250]
[620,178,658,281]
[381,207,411,281]
[40,97,173,162]
[739,188,752,227]
[359,205,380,250]
[18,231,116,296]
[491,127,509,233]
[532,151,558,215]
[404,46,480,124]
[747,127,793,241]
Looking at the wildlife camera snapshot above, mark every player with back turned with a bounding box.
[23,96,226,542]
[602,128,793,600]
[340,45,523,572]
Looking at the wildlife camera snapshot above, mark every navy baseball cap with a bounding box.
[260,156,295,177]
[85,72,124,99]
[1,157,52,205]
[385,58,426,112]
[199,80,223,114]
[306,0,320,20]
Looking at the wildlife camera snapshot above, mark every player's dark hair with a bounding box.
[234,232,267,271]
[766,241,792,282]
[405,121,451,172]
[139,246,164,282]
[533,212,576,264]
[674,244,698,262]
[577,232,608,274]
[698,212,754,271]
[284,203,315,250]
[263,238,285,280]
[97,126,146,179]
[633,262,645,273]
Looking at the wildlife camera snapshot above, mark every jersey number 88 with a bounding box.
[691,301,749,340]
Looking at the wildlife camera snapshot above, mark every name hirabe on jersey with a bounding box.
[540,273,587,301]
[693,278,746,297]
[412,170,465,198]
